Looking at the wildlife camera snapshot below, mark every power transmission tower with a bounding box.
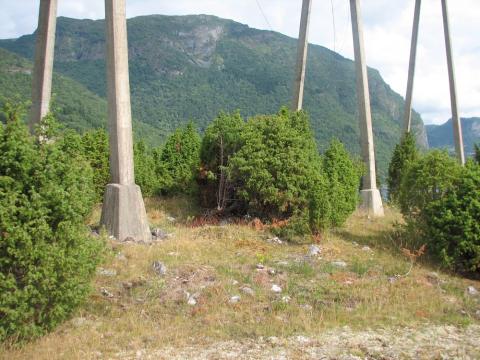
[403,0,421,133]
[403,0,465,164]
[292,0,313,111]
[101,0,151,242]
[350,0,384,217]
[441,0,465,164]
[30,0,57,131]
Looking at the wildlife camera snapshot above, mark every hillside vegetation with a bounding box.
[0,14,428,180]
[0,48,166,145]
[0,48,106,131]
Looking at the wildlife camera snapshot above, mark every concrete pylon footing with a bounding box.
[100,184,151,242]
[360,189,384,217]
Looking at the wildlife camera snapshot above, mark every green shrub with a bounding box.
[399,150,460,219]
[475,144,480,164]
[0,106,103,341]
[399,150,480,273]
[199,111,245,210]
[387,132,418,203]
[159,122,201,195]
[228,108,332,237]
[421,162,480,272]
[323,139,362,227]
[81,129,110,200]
[54,128,109,202]
[134,140,159,197]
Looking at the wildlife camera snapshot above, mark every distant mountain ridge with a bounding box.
[426,117,480,156]
[0,14,428,179]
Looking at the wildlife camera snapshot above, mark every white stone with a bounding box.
[467,286,478,296]
[101,288,114,298]
[240,286,255,296]
[72,317,87,327]
[115,252,127,261]
[331,261,348,268]
[229,296,241,304]
[267,236,283,245]
[97,268,117,277]
[187,296,197,306]
[152,261,167,276]
[267,336,280,345]
[271,284,282,293]
[308,244,321,256]
[295,335,311,344]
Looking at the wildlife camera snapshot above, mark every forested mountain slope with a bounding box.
[0,14,428,179]
[0,47,162,143]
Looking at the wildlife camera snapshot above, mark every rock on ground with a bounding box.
[112,325,480,359]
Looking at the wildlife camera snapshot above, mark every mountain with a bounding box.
[0,47,162,144]
[426,117,480,156]
[0,14,427,180]
[0,47,106,131]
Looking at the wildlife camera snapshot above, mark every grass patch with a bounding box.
[1,197,479,359]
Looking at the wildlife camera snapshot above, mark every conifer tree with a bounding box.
[200,111,245,210]
[0,104,102,341]
[159,122,201,195]
[387,132,419,203]
[323,139,363,227]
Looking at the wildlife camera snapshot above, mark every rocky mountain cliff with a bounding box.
[427,117,480,156]
[0,14,428,179]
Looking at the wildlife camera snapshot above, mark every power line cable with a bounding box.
[330,0,337,52]
[254,0,273,31]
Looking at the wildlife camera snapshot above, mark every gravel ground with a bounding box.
[114,324,480,360]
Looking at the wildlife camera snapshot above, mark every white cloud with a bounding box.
[1,0,478,124]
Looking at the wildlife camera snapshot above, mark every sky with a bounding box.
[1,0,479,125]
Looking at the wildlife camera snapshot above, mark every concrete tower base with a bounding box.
[100,184,151,242]
[360,189,384,217]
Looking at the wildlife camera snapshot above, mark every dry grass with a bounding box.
[1,199,479,359]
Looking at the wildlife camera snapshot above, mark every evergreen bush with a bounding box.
[0,105,103,341]
[134,140,159,197]
[81,129,110,200]
[398,150,460,218]
[422,162,480,272]
[55,128,109,202]
[323,139,363,227]
[387,132,418,203]
[399,150,480,273]
[228,109,323,219]
[159,122,201,195]
[199,111,245,210]
[227,108,346,239]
